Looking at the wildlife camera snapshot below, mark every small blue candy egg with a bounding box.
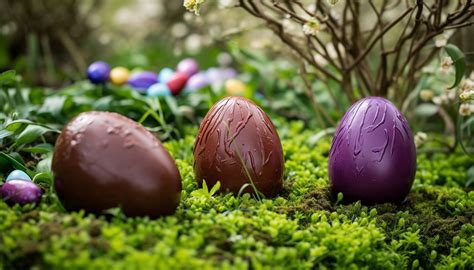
[6,170,31,182]
[158,68,175,84]
[87,61,110,84]
[147,83,172,97]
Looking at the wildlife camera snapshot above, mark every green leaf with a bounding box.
[0,129,13,140]
[0,70,17,87]
[415,103,438,117]
[0,152,31,174]
[209,181,221,196]
[22,143,53,154]
[16,125,51,145]
[444,44,465,89]
[36,153,52,173]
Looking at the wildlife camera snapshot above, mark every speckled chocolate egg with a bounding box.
[328,97,416,204]
[194,97,284,197]
[52,111,182,218]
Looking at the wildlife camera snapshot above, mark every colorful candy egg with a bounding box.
[177,58,199,77]
[166,72,188,96]
[110,67,130,85]
[6,170,31,182]
[147,83,172,97]
[185,72,209,92]
[128,71,158,92]
[158,68,175,84]
[87,61,110,84]
[1,180,42,206]
[225,79,246,96]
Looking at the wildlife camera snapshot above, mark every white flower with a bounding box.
[414,132,428,148]
[460,90,474,102]
[302,18,320,36]
[218,0,234,8]
[184,0,206,15]
[327,0,339,6]
[460,79,474,92]
[439,56,453,73]
[459,103,472,116]
[432,94,448,105]
[420,89,434,102]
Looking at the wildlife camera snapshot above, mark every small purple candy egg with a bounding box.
[128,71,158,93]
[87,61,110,84]
[1,180,42,206]
[206,68,224,84]
[177,58,199,77]
[185,72,209,92]
[220,68,237,80]
[328,96,416,204]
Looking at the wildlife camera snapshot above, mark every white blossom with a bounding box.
[439,56,453,73]
[420,89,434,102]
[184,0,206,15]
[459,103,472,116]
[302,18,320,36]
[460,90,474,102]
[432,94,448,105]
[414,132,428,148]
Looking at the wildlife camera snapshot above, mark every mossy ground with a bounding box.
[0,122,473,269]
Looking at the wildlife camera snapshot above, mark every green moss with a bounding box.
[0,122,473,269]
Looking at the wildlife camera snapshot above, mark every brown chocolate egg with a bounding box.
[52,111,182,218]
[193,96,284,197]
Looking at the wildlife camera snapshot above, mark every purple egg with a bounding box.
[128,71,158,92]
[328,97,416,204]
[206,68,224,84]
[87,61,110,84]
[220,68,237,80]
[177,58,199,77]
[1,180,42,206]
[185,72,209,92]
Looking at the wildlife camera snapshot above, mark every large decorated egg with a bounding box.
[193,96,284,197]
[328,97,416,204]
[52,111,182,218]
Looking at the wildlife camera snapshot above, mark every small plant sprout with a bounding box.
[191,180,221,200]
